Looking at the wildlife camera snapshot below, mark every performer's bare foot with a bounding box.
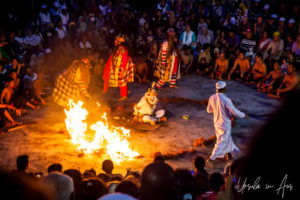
[170,85,178,88]
[118,96,127,101]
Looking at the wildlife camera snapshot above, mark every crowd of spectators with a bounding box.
[1,0,300,129]
[2,154,228,200]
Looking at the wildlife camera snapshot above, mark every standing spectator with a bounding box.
[180,24,196,49]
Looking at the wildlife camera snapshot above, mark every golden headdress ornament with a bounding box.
[147,82,158,96]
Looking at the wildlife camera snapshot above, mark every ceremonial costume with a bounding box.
[52,59,91,107]
[103,34,134,99]
[133,83,166,125]
[154,28,180,89]
[207,81,246,160]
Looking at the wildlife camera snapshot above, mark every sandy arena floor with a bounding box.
[0,75,280,176]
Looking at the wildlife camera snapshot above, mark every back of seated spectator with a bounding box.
[97,173,110,183]
[193,156,208,177]
[141,162,177,200]
[101,159,122,179]
[48,163,63,174]
[115,180,139,198]
[42,172,74,200]
[175,169,198,200]
[79,178,107,200]
[16,154,30,173]
[64,169,82,200]
[0,170,53,200]
[196,173,225,200]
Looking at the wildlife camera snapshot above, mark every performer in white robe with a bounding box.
[207,81,248,163]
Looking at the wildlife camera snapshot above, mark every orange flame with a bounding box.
[64,100,139,163]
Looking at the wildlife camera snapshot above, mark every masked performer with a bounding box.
[52,59,91,107]
[133,82,166,125]
[103,34,134,101]
[154,28,180,89]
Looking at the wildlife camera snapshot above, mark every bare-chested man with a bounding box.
[211,52,228,80]
[1,79,37,110]
[268,64,299,98]
[134,52,149,83]
[181,45,193,75]
[258,61,283,93]
[246,53,267,86]
[227,51,250,81]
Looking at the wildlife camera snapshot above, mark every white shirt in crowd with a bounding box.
[25,35,40,47]
[39,12,51,24]
[60,13,69,26]
[55,26,67,39]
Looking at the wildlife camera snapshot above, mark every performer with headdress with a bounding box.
[154,28,180,89]
[133,82,166,125]
[103,34,134,101]
[52,58,91,107]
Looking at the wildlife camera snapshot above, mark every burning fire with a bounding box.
[64,100,139,163]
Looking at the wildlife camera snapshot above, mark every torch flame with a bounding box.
[64,100,139,163]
